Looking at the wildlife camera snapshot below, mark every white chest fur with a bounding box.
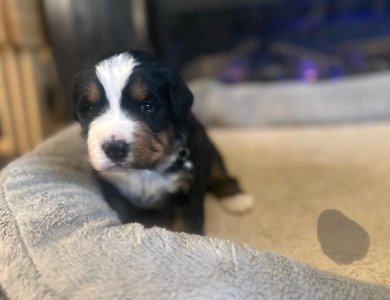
[100,169,188,208]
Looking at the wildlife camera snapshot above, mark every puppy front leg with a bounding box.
[177,189,205,235]
[207,145,254,214]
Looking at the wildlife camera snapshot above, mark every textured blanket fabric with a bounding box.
[0,124,389,300]
[205,124,390,285]
[190,72,390,127]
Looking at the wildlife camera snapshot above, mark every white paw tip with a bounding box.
[220,193,254,214]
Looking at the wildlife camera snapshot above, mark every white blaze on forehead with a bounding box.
[96,53,138,112]
[87,53,140,171]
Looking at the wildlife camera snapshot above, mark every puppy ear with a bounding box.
[169,71,193,120]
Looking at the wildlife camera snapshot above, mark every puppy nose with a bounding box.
[102,140,129,162]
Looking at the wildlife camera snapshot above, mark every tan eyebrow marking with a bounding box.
[86,82,100,103]
[131,80,149,102]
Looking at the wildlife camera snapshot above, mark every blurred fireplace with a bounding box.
[149,0,390,83]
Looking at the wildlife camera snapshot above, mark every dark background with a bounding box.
[43,0,390,96]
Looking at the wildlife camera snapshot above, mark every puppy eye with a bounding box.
[80,103,94,114]
[141,103,156,113]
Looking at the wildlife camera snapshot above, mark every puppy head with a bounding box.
[71,51,193,171]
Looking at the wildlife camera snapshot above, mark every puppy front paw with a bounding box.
[220,193,254,214]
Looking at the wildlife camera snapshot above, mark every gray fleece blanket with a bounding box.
[0,124,389,300]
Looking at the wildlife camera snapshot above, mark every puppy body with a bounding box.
[72,51,253,234]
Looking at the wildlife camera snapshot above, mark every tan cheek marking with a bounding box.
[133,130,153,161]
[86,82,100,103]
[132,124,170,165]
[131,81,149,102]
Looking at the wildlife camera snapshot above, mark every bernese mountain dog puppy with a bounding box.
[71,50,253,234]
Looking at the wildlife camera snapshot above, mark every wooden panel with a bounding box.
[18,49,46,147]
[0,0,8,45]
[0,52,16,156]
[2,0,45,47]
[2,47,31,154]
